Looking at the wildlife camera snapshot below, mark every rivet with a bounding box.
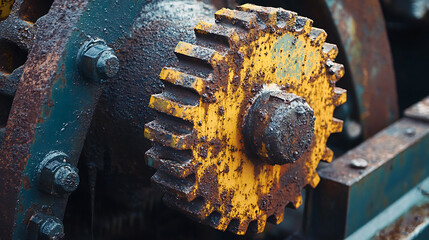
[350,158,368,169]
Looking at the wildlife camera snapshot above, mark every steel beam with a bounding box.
[305,96,429,239]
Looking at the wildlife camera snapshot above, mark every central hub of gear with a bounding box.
[243,90,315,165]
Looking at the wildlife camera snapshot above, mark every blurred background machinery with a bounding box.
[0,0,428,239]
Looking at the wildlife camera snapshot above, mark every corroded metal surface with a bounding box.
[0,0,37,97]
[324,0,398,138]
[305,116,429,239]
[79,0,216,220]
[374,203,429,240]
[0,1,90,238]
[405,95,429,123]
[145,4,345,235]
[243,91,315,165]
[0,0,147,239]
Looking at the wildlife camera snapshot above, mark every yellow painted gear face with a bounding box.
[145,4,346,235]
[0,0,14,21]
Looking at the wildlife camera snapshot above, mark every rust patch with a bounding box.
[375,203,429,240]
[0,0,89,238]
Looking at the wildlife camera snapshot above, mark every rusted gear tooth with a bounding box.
[326,60,345,82]
[174,41,220,67]
[194,22,239,48]
[322,43,339,59]
[255,217,268,233]
[236,4,278,24]
[163,193,211,219]
[149,94,198,121]
[275,9,297,30]
[331,118,344,133]
[215,8,257,29]
[268,212,284,225]
[322,147,334,163]
[310,27,327,46]
[224,218,251,235]
[152,171,197,202]
[144,120,194,150]
[159,67,207,95]
[333,87,347,106]
[146,146,196,178]
[309,174,321,188]
[293,16,313,33]
[291,195,303,209]
[146,4,346,235]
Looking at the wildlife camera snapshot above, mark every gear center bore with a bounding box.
[243,89,315,165]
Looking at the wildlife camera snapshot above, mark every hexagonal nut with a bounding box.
[78,39,119,82]
[96,50,119,79]
[28,213,64,240]
[38,152,80,196]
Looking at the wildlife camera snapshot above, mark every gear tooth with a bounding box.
[291,195,303,209]
[225,219,250,235]
[149,94,198,121]
[310,27,327,46]
[205,211,229,230]
[194,21,239,47]
[152,171,197,201]
[218,216,232,231]
[326,60,345,82]
[322,43,339,59]
[333,87,347,106]
[322,147,334,163]
[275,9,297,29]
[256,216,267,233]
[163,193,211,219]
[309,174,321,188]
[215,8,257,29]
[293,16,313,33]
[237,4,278,25]
[160,67,206,95]
[276,212,284,224]
[331,118,344,133]
[146,146,196,178]
[174,41,220,67]
[268,212,284,224]
[144,120,194,150]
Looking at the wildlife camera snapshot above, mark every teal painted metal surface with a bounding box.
[305,116,429,239]
[7,0,146,239]
[347,177,429,239]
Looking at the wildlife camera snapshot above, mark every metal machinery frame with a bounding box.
[0,0,427,239]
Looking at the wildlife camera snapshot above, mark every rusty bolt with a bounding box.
[350,158,368,169]
[77,38,119,82]
[243,90,315,165]
[37,151,79,196]
[28,213,64,240]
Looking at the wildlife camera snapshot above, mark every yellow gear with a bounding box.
[145,4,346,235]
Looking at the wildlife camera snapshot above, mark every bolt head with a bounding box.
[39,218,64,240]
[38,152,79,196]
[243,90,315,165]
[54,164,79,193]
[78,39,119,82]
[28,213,64,240]
[96,51,119,79]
